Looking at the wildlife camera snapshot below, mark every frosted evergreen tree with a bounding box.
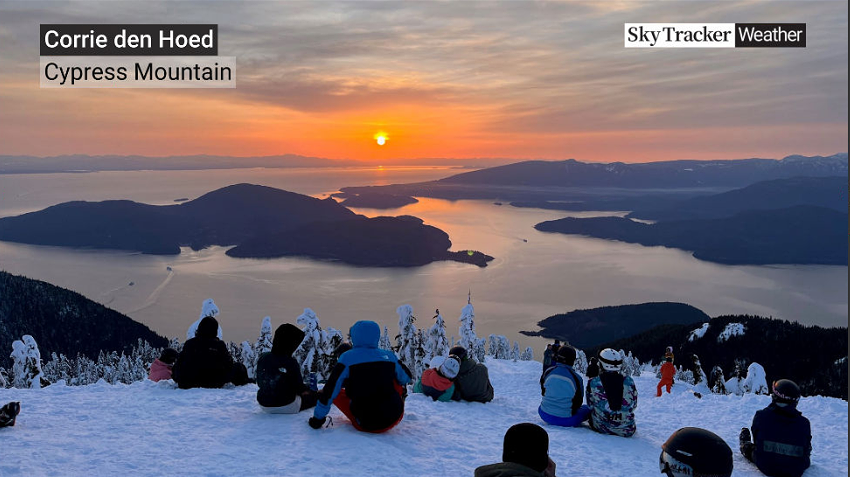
[413,329,427,379]
[379,326,393,351]
[168,337,183,353]
[710,366,728,394]
[692,354,711,396]
[574,349,588,374]
[425,310,449,362]
[675,366,695,385]
[475,337,487,363]
[620,351,642,377]
[0,367,7,388]
[742,362,769,394]
[725,359,747,396]
[294,308,327,380]
[458,292,480,357]
[511,342,520,362]
[395,304,423,379]
[488,335,499,357]
[187,298,223,340]
[241,341,257,379]
[10,335,45,389]
[320,328,344,376]
[256,317,273,356]
[521,347,534,361]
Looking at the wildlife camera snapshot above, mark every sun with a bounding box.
[374,132,388,146]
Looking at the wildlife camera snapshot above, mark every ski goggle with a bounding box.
[660,451,693,477]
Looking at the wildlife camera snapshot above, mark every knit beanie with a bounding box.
[502,423,549,472]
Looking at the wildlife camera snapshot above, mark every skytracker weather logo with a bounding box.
[624,23,806,48]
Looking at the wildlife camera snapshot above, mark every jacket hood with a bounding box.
[350,320,380,348]
[272,323,305,356]
[196,316,219,339]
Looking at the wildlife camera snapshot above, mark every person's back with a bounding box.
[310,320,412,432]
[587,348,637,437]
[741,379,811,477]
[450,346,494,403]
[172,316,233,389]
[413,356,458,402]
[256,323,317,412]
[539,345,590,427]
[148,348,178,382]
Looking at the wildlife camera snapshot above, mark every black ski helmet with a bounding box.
[772,379,801,406]
[554,345,577,366]
[660,427,732,477]
[449,346,468,361]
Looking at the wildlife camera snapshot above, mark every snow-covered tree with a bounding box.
[425,310,449,362]
[692,354,711,396]
[574,349,588,374]
[488,335,499,357]
[241,341,257,379]
[168,337,183,353]
[256,317,273,356]
[474,337,487,363]
[710,366,728,395]
[294,308,327,380]
[379,326,393,351]
[521,347,534,361]
[497,336,511,360]
[187,298,223,340]
[458,300,477,352]
[725,360,747,396]
[10,335,45,389]
[742,362,769,395]
[620,350,642,377]
[510,342,520,362]
[396,304,424,380]
[675,365,695,385]
[0,367,7,388]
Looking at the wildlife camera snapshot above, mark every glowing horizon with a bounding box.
[0,1,846,163]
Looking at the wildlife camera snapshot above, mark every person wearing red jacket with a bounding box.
[657,357,675,397]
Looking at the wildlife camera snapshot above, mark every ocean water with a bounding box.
[0,167,846,352]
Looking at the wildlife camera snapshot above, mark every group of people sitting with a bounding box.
[141,319,810,477]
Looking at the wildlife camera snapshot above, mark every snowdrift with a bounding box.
[0,359,846,476]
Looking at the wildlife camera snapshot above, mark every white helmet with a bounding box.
[598,348,622,372]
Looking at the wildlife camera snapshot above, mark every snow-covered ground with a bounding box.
[0,359,846,477]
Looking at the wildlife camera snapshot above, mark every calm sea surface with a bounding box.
[0,167,846,352]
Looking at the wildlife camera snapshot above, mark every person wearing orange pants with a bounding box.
[657,357,675,397]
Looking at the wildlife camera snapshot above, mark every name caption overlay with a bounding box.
[624,23,806,48]
[40,24,235,88]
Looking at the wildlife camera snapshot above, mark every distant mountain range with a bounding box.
[0,271,167,368]
[521,302,710,348]
[0,184,492,267]
[535,205,847,265]
[529,176,848,266]
[339,153,848,201]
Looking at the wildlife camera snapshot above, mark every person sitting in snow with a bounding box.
[308,320,412,433]
[148,348,178,382]
[474,423,557,477]
[449,346,495,403]
[542,344,554,373]
[172,316,249,389]
[0,402,21,428]
[739,379,811,477]
[656,356,675,397]
[538,345,591,427]
[255,323,319,413]
[586,348,638,437]
[585,356,600,379]
[413,355,460,402]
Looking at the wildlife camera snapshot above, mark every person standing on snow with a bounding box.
[657,356,675,397]
[586,348,638,437]
[538,345,591,427]
[308,320,412,433]
[739,379,811,477]
[449,346,495,403]
[255,323,318,413]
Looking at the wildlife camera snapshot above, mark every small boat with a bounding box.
[128,281,135,286]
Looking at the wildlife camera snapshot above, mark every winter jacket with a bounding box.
[587,371,638,437]
[750,403,812,477]
[172,318,234,389]
[313,320,412,432]
[413,368,455,402]
[148,359,173,382]
[474,462,545,477]
[452,358,494,403]
[539,363,584,418]
[659,362,675,383]
[542,348,553,370]
[256,324,308,408]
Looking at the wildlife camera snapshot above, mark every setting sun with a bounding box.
[377,136,386,146]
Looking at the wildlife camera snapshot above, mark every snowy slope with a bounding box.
[0,360,846,477]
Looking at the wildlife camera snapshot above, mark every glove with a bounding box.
[308,416,327,429]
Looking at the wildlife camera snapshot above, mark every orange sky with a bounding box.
[0,1,847,163]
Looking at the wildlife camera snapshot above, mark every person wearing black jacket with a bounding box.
[255,323,318,413]
[740,379,812,477]
[449,346,494,403]
[172,316,247,389]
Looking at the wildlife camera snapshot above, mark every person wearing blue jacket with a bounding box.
[538,345,591,427]
[740,379,812,477]
[308,320,412,433]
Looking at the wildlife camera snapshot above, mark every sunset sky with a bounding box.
[0,1,847,163]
